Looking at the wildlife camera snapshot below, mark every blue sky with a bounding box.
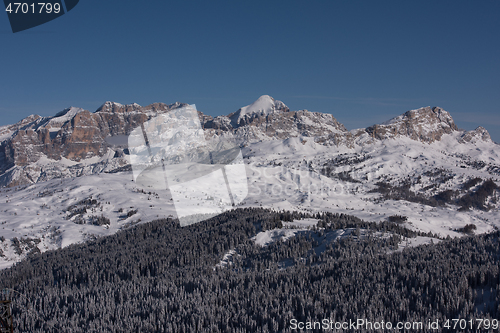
[1,0,499,142]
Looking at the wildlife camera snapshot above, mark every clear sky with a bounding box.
[1,0,499,142]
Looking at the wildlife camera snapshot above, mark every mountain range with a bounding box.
[0,95,493,188]
[0,95,499,268]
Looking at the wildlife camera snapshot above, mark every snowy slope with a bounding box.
[240,134,500,236]
[0,172,177,269]
[1,132,498,269]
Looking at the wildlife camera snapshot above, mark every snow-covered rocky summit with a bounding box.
[228,95,290,127]
[204,95,350,145]
[365,106,458,143]
[459,126,492,144]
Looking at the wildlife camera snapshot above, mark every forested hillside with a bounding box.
[1,208,499,332]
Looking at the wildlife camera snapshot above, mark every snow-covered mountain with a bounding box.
[2,95,493,189]
[0,95,499,268]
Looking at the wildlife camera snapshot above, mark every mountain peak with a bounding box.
[459,126,492,144]
[95,101,146,113]
[382,106,456,127]
[228,95,289,127]
[242,95,275,114]
[367,106,459,143]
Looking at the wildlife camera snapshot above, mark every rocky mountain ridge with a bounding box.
[0,95,494,187]
[0,102,187,186]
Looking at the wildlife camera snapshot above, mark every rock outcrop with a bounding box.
[459,126,492,144]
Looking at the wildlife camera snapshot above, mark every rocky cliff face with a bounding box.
[0,102,186,171]
[0,96,494,187]
[0,102,188,187]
